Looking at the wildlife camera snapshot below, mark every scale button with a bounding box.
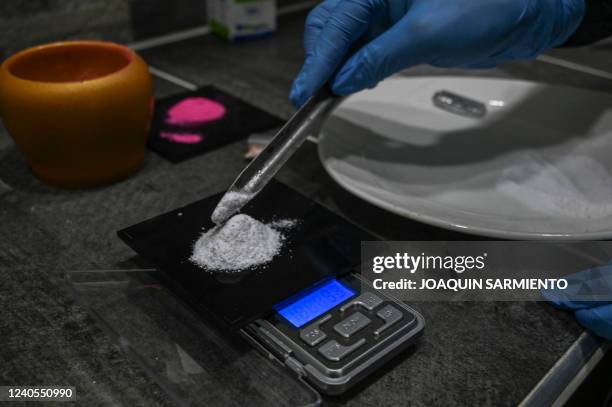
[333,312,371,338]
[318,338,366,362]
[299,314,331,347]
[300,327,327,347]
[340,292,383,312]
[374,305,405,336]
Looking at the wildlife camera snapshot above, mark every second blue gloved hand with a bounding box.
[290,0,585,106]
[543,263,612,340]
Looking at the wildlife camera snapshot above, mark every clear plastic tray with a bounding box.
[68,269,321,407]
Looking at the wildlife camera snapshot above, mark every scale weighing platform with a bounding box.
[118,180,424,395]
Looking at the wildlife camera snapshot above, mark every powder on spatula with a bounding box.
[210,191,254,225]
[190,214,295,272]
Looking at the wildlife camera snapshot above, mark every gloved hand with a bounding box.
[543,263,612,340]
[290,0,585,106]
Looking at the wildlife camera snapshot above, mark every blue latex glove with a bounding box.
[290,0,585,106]
[543,263,612,340]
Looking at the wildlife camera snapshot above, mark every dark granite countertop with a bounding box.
[1,9,610,407]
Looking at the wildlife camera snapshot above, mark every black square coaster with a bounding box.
[148,86,284,162]
[117,180,375,329]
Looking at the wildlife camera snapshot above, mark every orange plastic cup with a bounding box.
[0,41,154,188]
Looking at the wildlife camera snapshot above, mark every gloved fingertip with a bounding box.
[575,305,612,340]
[542,292,568,309]
[289,84,303,108]
[542,288,597,311]
[290,71,309,107]
[332,59,367,96]
[331,81,359,96]
[541,288,569,309]
[542,266,612,310]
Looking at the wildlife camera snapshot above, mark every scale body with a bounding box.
[242,273,424,395]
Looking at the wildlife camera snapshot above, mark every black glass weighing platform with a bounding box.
[118,180,376,329]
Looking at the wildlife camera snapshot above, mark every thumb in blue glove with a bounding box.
[574,305,612,340]
[543,263,612,340]
[290,0,585,107]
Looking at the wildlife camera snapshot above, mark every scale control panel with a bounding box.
[242,274,424,395]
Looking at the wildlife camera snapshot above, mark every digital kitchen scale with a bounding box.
[118,180,424,395]
[244,273,424,395]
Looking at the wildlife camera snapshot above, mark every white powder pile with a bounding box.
[191,214,296,272]
[211,191,254,225]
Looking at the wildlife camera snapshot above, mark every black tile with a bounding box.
[148,86,283,162]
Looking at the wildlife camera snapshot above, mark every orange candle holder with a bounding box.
[0,41,154,188]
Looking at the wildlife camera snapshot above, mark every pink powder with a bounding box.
[165,97,227,127]
[160,131,204,144]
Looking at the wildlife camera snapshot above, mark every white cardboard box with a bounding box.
[208,0,277,41]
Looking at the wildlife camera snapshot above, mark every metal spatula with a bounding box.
[211,87,342,224]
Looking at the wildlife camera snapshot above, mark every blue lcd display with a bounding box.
[275,279,355,328]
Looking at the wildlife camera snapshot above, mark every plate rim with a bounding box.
[317,76,612,240]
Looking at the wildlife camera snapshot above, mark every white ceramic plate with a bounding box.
[318,76,612,239]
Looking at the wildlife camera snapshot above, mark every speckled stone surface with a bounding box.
[0,0,133,58]
[0,8,609,407]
